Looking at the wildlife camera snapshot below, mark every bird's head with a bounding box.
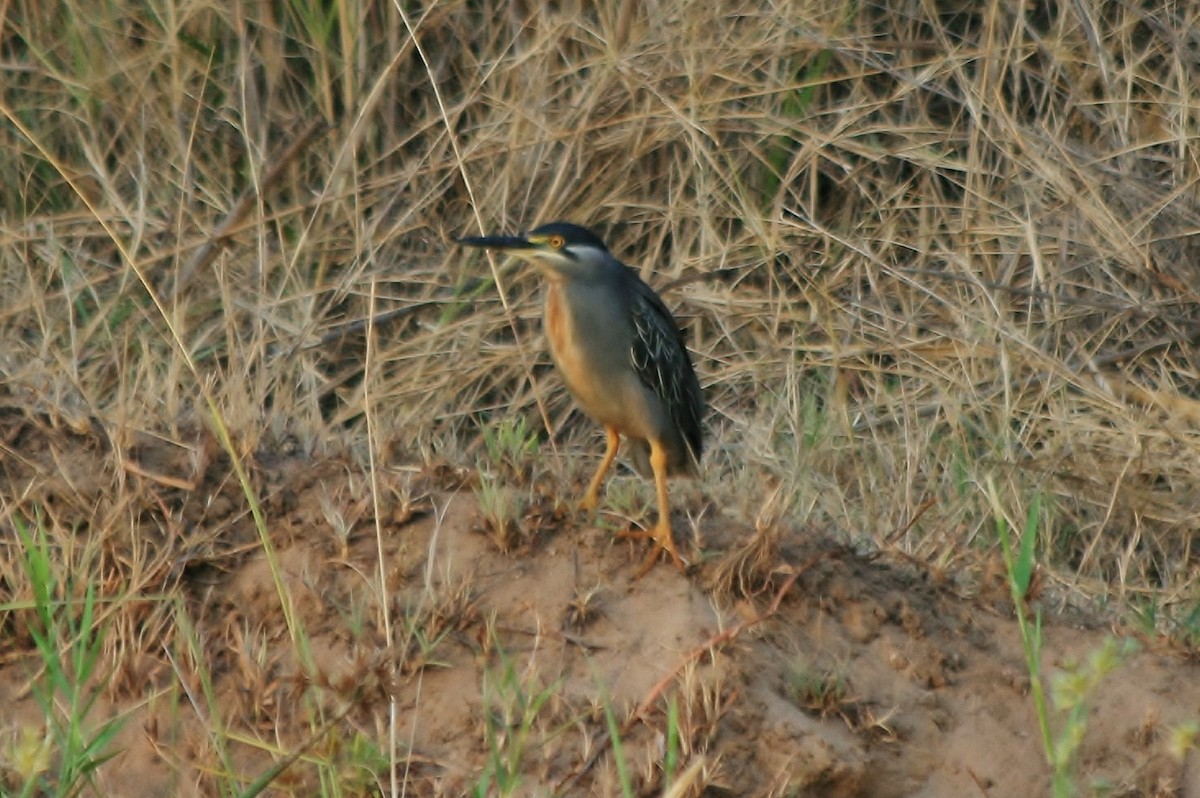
[459,221,612,280]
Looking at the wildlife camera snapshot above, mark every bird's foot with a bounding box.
[579,475,611,514]
[618,520,685,579]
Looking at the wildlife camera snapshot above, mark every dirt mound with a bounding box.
[3,424,1197,796]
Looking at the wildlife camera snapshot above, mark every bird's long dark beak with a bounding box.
[458,234,535,250]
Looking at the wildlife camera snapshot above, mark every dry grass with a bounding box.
[7,0,1199,588]
[4,0,1200,793]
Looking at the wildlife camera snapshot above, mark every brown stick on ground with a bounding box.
[554,562,812,796]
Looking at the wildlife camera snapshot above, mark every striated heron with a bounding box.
[459,221,704,574]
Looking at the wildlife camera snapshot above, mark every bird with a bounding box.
[459,221,704,575]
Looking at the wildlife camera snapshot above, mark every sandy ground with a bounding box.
[2,419,1200,796]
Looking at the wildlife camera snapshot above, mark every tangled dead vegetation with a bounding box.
[5,0,1200,793]
[5,0,1199,600]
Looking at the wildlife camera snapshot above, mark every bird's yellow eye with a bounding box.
[548,235,565,249]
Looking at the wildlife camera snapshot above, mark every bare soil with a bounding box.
[2,416,1199,797]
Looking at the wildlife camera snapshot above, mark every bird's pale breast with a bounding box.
[544,281,653,439]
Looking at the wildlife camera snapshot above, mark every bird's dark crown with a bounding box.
[528,222,609,252]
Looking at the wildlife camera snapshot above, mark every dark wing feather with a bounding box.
[626,273,705,465]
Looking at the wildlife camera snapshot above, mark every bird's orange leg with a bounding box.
[631,438,684,578]
[580,426,621,511]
